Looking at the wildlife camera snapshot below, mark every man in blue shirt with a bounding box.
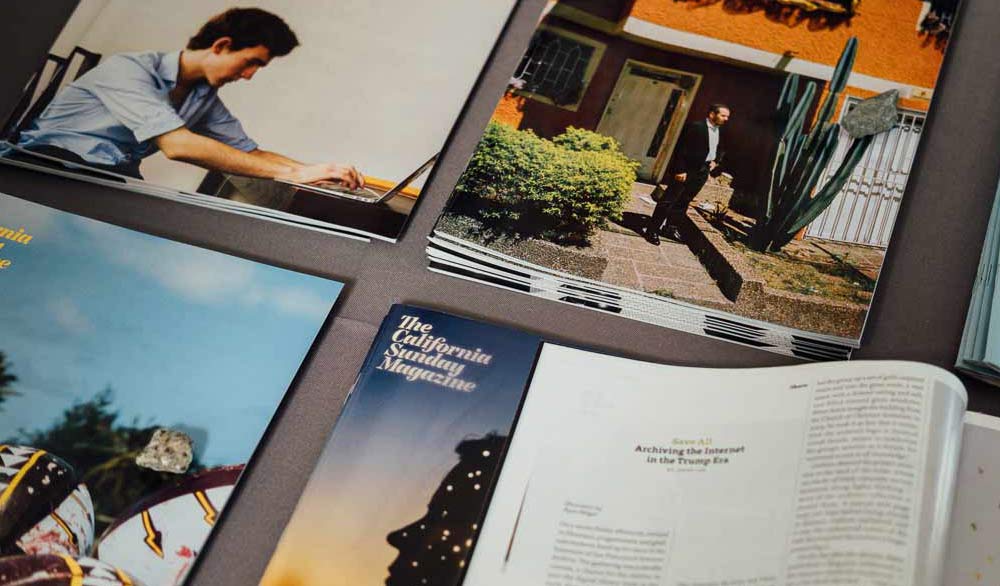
[13,7,364,190]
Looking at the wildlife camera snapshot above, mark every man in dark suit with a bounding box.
[645,103,730,245]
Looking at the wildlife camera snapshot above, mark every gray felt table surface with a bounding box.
[2,1,1000,583]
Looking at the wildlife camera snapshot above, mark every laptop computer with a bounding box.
[277,154,437,204]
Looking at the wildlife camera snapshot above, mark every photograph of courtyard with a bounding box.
[440,0,955,339]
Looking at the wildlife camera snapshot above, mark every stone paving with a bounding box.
[589,180,885,316]
[592,183,733,308]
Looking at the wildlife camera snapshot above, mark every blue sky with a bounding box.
[0,194,342,465]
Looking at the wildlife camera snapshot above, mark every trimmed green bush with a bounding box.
[453,122,638,242]
[552,127,632,163]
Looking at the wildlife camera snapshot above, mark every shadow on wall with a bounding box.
[673,0,858,31]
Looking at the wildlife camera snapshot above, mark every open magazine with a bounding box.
[265,305,993,586]
[428,0,961,358]
[0,0,515,242]
[0,192,342,586]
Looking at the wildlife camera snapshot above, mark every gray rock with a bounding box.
[841,90,899,138]
[135,428,193,474]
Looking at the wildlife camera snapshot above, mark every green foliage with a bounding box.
[0,352,17,408]
[552,127,628,160]
[8,388,204,532]
[749,37,879,252]
[453,122,639,242]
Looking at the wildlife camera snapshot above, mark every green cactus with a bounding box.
[748,37,882,252]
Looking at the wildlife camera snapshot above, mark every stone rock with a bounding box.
[841,90,899,139]
[135,428,193,474]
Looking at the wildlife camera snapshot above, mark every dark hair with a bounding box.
[187,8,299,57]
[709,103,731,115]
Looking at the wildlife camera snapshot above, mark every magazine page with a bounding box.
[465,347,966,586]
[978,237,1000,371]
[260,306,542,586]
[0,0,515,241]
[956,180,1000,374]
[435,0,960,343]
[943,412,1000,585]
[0,192,342,586]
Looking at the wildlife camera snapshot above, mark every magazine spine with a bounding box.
[339,304,402,410]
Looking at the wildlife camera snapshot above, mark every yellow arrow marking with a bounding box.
[141,510,164,558]
[115,567,134,586]
[194,490,217,526]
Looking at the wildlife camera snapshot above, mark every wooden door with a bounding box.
[597,65,684,181]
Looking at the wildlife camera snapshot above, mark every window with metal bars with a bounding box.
[511,28,598,107]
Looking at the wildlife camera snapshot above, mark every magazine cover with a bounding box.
[0,193,342,586]
[260,305,541,586]
[0,0,516,241]
[435,0,958,342]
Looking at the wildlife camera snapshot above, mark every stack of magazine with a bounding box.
[428,0,958,359]
[0,0,516,242]
[957,181,1000,382]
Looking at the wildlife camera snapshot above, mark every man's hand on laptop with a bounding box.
[278,163,365,190]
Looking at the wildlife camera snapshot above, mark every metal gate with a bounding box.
[805,99,926,248]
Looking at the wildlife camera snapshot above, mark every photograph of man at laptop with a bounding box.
[9,8,366,190]
[1,0,513,239]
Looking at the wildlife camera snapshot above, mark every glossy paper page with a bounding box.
[0,192,342,586]
[466,348,965,586]
[261,305,541,586]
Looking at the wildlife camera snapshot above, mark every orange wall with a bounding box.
[629,0,945,89]
[843,86,929,113]
[492,92,528,128]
